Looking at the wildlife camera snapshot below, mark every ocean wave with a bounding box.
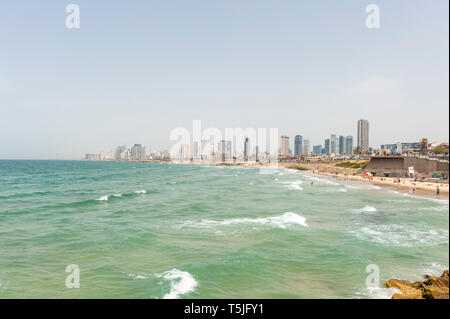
[135,190,147,194]
[96,194,123,201]
[128,273,148,280]
[346,184,381,191]
[156,269,197,299]
[179,212,308,230]
[350,224,449,247]
[309,176,340,185]
[356,287,400,299]
[351,206,377,213]
[281,180,304,190]
[423,262,449,277]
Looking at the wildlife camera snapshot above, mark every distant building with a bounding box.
[244,137,250,161]
[219,140,232,162]
[303,139,311,156]
[131,144,146,160]
[294,135,303,156]
[313,145,322,155]
[345,136,353,155]
[324,138,330,155]
[339,136,345,155]
[280,136,290,155]
[192,141,199,158]
[114,145,127,160]
[357,119,370,152]
[180,144,190,161]
[200,140,212,160]
[85,154,97,160]
[381,142,421,154]
[330,134,337,154]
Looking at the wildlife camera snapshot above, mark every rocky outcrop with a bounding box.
[384,270,449,299]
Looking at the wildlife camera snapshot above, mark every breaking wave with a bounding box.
[156,269,197,299]
[179,212,308,229]
[350,224,448,247]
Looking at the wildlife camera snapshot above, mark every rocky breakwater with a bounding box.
[384,270,449,299]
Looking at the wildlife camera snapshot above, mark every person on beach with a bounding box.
[436,185,440,196]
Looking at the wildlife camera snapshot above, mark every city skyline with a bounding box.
[1,1,449,159]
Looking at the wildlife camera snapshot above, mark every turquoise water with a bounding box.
[0,160,448,298]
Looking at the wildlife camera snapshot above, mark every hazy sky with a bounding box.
[0,0,448,159]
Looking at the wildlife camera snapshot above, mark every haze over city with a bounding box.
[0,0,448,159]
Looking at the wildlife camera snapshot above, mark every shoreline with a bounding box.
[80,159,449,198]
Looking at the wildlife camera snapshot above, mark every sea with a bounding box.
[0,160,448,298]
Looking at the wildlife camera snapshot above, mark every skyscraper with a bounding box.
[294,135,303,156]
[330,134,337,154]
[338,136,345,155]
[131,144,145,160]
[114,145,126,160]
[324,138,330,154]
[244,137,250,161]
[313,145,322,155]
[280,136,290,155]
[218,140,232,162]
[345,136,353,155]
[303,139,311,156]
[357,119,370,152]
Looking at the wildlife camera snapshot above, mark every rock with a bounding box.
[384,270,449,299]
[384,279,423,299]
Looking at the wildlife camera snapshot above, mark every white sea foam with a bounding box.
[281,180,304,190]
[181,212,308,229]
[352,205,377,213]
[309,176,340,185]
[357,287,401,299]
[96,194,123,201]
[128,273,148,280]
[423,262,448,277]
[350,224,449,247]
[135,190,147,194]
[156,269,198,299]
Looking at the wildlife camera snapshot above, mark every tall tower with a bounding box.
[357,119,370,152]
[294,135,303,156]
[244,137,250,161]
[280,136,290,155]
[345,136,353,155]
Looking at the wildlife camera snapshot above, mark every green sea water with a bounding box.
[0,160,448,298]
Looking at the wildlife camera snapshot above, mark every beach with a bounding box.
[278,161,449,197]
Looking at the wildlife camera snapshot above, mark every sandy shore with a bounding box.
[277,162,449,197]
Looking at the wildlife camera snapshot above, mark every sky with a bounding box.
[0,0,448,159]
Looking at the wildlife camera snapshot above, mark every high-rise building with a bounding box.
[303,139,311,156]
[218,140,232,162]
[330,134,337,154]
[200,140,211,160]
[357,119,370,152]
[345,136,353,155]
[294,135,303,156]
[280,136,290,155]
[131,144,145,160]
[313,145,322,155]
[115,145,126,160]
[244,137,250,161]
[324,138,330,154]
[192,141,199,158]
[180,144,190,161]
[339,136,345,155]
